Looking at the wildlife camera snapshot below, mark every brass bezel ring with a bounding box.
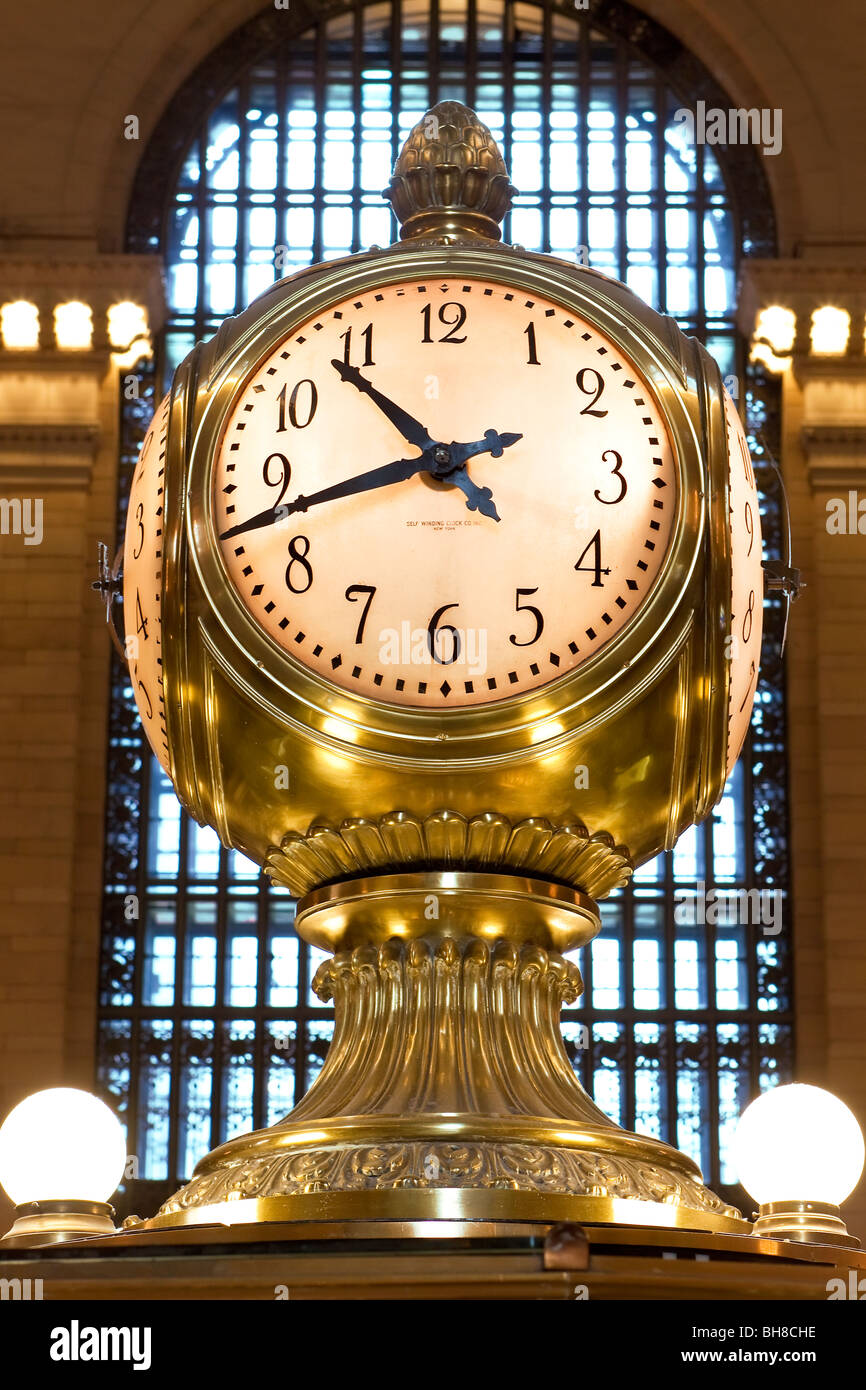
[184,244,707,762]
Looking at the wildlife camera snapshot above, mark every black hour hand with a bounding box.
[330,359,434,451]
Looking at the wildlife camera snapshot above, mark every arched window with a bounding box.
[102,0,790,1217]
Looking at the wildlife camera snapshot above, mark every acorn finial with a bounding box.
[383,101,517,243]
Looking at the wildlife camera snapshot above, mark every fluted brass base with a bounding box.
[149,874,745,1234]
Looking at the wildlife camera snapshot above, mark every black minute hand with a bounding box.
[219,455,426,540]
[330,358,435,450]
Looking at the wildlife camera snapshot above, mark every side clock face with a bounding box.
[211,278,679,708]
[124,392,171,771]
[723,387,763,775]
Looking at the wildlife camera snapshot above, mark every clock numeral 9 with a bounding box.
[509,588,544,646]
[277,379,318,432]
[594,449,627,505]
[263,451,292,508]
[744,500,755,556]
[285,535,314,594]
[574,530,610,587]
[427,602,461,664]
[576,368,608,418]
[421,302,467,344]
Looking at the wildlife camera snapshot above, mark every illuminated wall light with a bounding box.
[54,300,93,350]
[1,299,40,349]
[749,304,796,374]
[108,300,149,350]
[810,304,850,355]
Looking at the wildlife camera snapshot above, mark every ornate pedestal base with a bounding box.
[148,874,744,1234]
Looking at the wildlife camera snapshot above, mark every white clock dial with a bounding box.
[723,387,763,775]
[124,392,171,770]
[211,278,679,708]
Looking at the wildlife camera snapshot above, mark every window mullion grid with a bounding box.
[128,745,152,1182]
[502,0,515,244]
[703,810,721,1189]
[577,11,589,263]
[312,15,328,266]
[276,43,289,285]
[210,840,230,1148]
[614,32,628,284]
[166,815,191,1182]
[235,71,250,316]
[465,0,478,111]
[663,848,678,1148]
[254,876,271,1132]
[623,882,636,1132]
[295,928,311,1104]
[654,75,667,316]
[429,0,441,106]
[540,0,552,253]
[351,0,363,252]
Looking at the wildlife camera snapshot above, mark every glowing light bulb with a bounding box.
[735,1084,864,1246]
[0,1087,127,1205]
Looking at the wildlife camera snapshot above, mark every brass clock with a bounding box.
[123,104,763,1234]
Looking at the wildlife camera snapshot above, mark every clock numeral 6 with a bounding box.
[427,602,461,664]
[509,588,544,647]
[277,379,318,432]
[285,535,314,593]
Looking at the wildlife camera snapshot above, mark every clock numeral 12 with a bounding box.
[421,302,467,344]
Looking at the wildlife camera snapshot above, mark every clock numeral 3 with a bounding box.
[509,588,544,646]
[421,302,467,344]
[285,535,314,593]
[133,501,144,559]
[594,449,627,505]
[427,602,461,664]
[277,379,318,432]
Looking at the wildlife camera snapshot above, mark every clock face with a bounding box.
[211,278,678,709]
[723,388,763,775]
[124,392,171,770]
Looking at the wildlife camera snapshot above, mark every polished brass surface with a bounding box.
[382,100,516,243]
[294,870,601,951]
[136,106,747,1238]
[149,885,743,1234]
[168,240,728,882]
[269,811,632,901]
[752,1200,862,1249]
[0,1199,117,1248]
